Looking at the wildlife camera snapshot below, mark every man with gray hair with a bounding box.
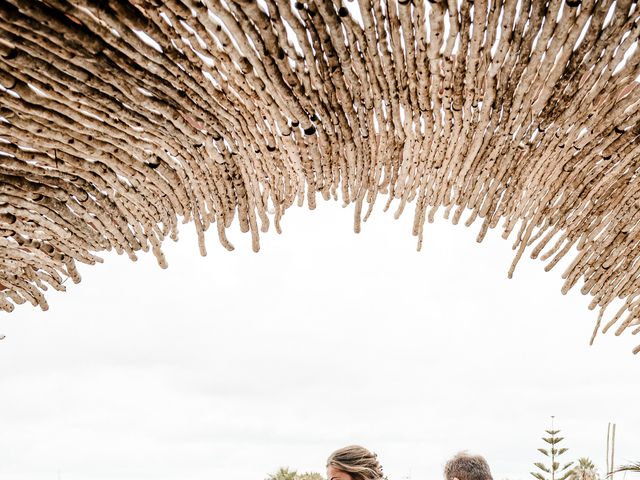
[444,452,494,480]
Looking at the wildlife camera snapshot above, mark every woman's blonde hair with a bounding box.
[327,445,386,480]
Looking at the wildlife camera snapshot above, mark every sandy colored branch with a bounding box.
[1,0,639,353]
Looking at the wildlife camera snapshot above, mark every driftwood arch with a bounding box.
[1,0,640,352]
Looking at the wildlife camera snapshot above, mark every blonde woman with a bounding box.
[326,445,386,480]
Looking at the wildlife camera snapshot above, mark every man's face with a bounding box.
[327,465,353,480]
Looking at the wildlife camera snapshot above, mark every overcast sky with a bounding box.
[1,201,639,480]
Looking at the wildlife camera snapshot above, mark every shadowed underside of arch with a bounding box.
[1,0,640,352]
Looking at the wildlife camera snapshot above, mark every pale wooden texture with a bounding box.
[1,0,639,352]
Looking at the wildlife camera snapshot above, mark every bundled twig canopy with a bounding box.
[1,0,640,352]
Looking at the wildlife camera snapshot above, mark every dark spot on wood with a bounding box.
[0,213,16,224]
[295,1,304,9]
[566,0,581,6]
[304,125,316,135]
[338,7,349,17]
[4,48,18,60]
[148,156,161,169]
[266,145,276,152]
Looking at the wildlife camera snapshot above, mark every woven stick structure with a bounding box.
[1,0,640,352]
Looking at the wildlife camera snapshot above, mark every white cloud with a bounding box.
[1,201,638,480]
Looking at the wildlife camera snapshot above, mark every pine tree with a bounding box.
[531,418,574,480]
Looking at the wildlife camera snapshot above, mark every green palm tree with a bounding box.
[266,467,325,480]
[297,473,325,480]
[267,467,298,480]
[570,458,599,480]
[613,463,640,475]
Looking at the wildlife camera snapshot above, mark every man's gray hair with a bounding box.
[444,452,493,480]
